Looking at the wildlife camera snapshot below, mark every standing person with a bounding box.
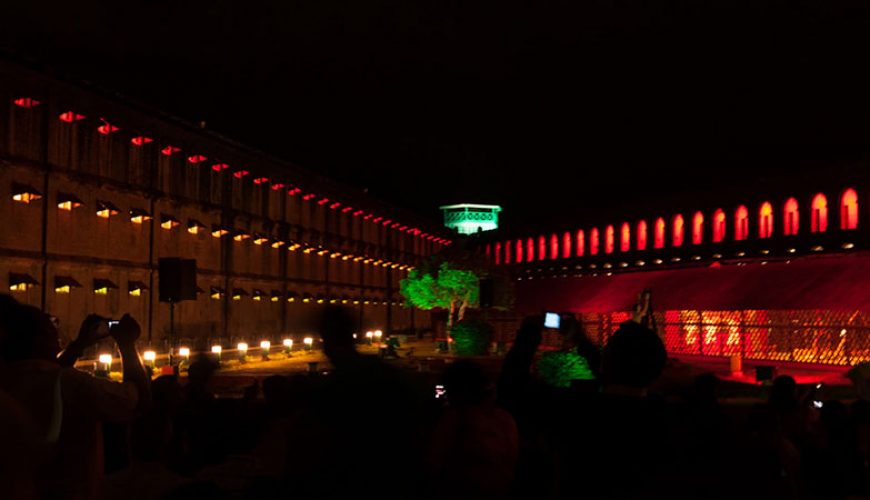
[0,294,150,500]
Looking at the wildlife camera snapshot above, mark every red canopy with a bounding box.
[516,253,870,313]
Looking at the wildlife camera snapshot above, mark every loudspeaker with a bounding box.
[158,258,197,302]
[479,277,494,308]
[755,365,776,382]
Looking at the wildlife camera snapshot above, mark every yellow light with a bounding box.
[303,247,313,254]
[188,225,200,235]
[210,292,221,300]
[374,330,383,339]
[366,331,373,339]
[143,350,156,362]
[341,298,348,304]
[211,345,222,354]
[178,347,190,358]
[354,257,363,262]
[237,342,248,352]
[98,354,112,366]
[95,287,108,295]
[287,296,296,303]
[212,229,228,238]
[161,220,179,230]
[283,339,293,348]
[97,208,111,218]
[302,297,311,303]
[131,215,145,224]
[317,249,329,256]
[342,255,350,261]
[12,193,25,202]
[843,242,855,250]
[129,288,141,297]
[233,294,241,301]
[55,285,70,294]
[9,283,27,292]
[271,296,279,302]
[58,201,74,211]
[254,237,268,245]
[811,245,824,252]
[260,340,271,350]
[271,240,285,248]
[303,337,314,346]
[233,233,249,242]
[316,298,324,304]
[253,295,262,301]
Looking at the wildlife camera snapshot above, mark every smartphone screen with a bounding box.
[544,312,560,329]
[435,384,446,399]
[108,320,120,329]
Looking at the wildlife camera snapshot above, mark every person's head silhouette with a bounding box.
[601,321,666,391]
[0,294,60,362]
[318,305,358,366]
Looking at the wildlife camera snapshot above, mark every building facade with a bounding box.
[0,59,451,350]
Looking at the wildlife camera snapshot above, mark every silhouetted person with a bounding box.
[0,294,150,500]
[428,360,518,500]
[289,306,424,499]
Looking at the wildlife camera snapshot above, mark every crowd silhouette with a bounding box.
[2,293,870,499]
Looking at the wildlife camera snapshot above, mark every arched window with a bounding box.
[811,193,828,233]
[620,222,631,252]
[575,230,585,257]
[672,214,684,247]
[550,234,559,260]
[537,236,546,261]
[527,238,535,263]
[494,242,501,265]
[783,197,799,236]
[590,227,600,256]
[712,209,726,243]
[515,239,523,263]
[654,218,666,249]
[636,220,648,251]
[505,240,512,264]
[604,225,615,254]
[562,232,572,258]
[692,211,704,245]
[734,205,749,241]
[485,244,491,259]
[841,188,859,230]
[759,202,773,239]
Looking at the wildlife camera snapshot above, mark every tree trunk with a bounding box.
[448,300,456,328]
[458,300,467,323]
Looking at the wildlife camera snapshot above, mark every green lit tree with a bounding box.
[400,262,479,327]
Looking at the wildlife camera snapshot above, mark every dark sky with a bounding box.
[3,0,870,229]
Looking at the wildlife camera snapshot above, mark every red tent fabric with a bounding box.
[516,253,870,313]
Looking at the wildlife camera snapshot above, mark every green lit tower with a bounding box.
[439,204,502,235]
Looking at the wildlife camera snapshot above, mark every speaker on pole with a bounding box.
[158,258,197,303]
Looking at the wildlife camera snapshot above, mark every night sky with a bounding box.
[3,0,870,229]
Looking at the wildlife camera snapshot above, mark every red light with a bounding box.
[234,170,250,179]
[268,183,283,191]
[364,213,373,220]
[59,111,86,123]
[372,216,383,223]
[161,146,181,156]
[13,97,40,108]
[841,188,859,230]
[342,206,353,213]
[287,187,302,196]
[253,177,269,185]
[672,214,685,247]
[303,193,316,201]
[382,219,393,226]
[317,198,329,205]
[97,120,119,135]
[329,202,341,209]
[187,154,207,164]
[352,209,364,216]
[391,222,400,229]
[131,136,153,146]
[211,163,230,172]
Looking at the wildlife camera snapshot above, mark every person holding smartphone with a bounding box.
[0,296,150,500]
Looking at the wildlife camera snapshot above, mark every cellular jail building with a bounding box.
[0,59,451,349]
[483,169,870,367]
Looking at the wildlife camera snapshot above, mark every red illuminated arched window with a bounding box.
[537,236,546,261]
[619,222,630,252]
[563,232,572,258]
[811,193,828,233]
[636,220,648,251]
[590,227,600,256]
[505,240,512,264]
[783,197,799,236]
[527,238,535,263]
[494,242,501,265]
[604,225,615,254]
[841,188,859,230]
[515,239,523,263]
[759,202,773,239]
[712,209,726,243]
[550,234,559,260]
[734,205,749,241]
[692,211,704,245]
[576,230,585,257]
[654,218,666,249]
[672,214,684,247]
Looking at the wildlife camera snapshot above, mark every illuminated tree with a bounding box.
[400,262,479,327]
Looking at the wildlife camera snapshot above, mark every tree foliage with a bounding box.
[400,262,479,325]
